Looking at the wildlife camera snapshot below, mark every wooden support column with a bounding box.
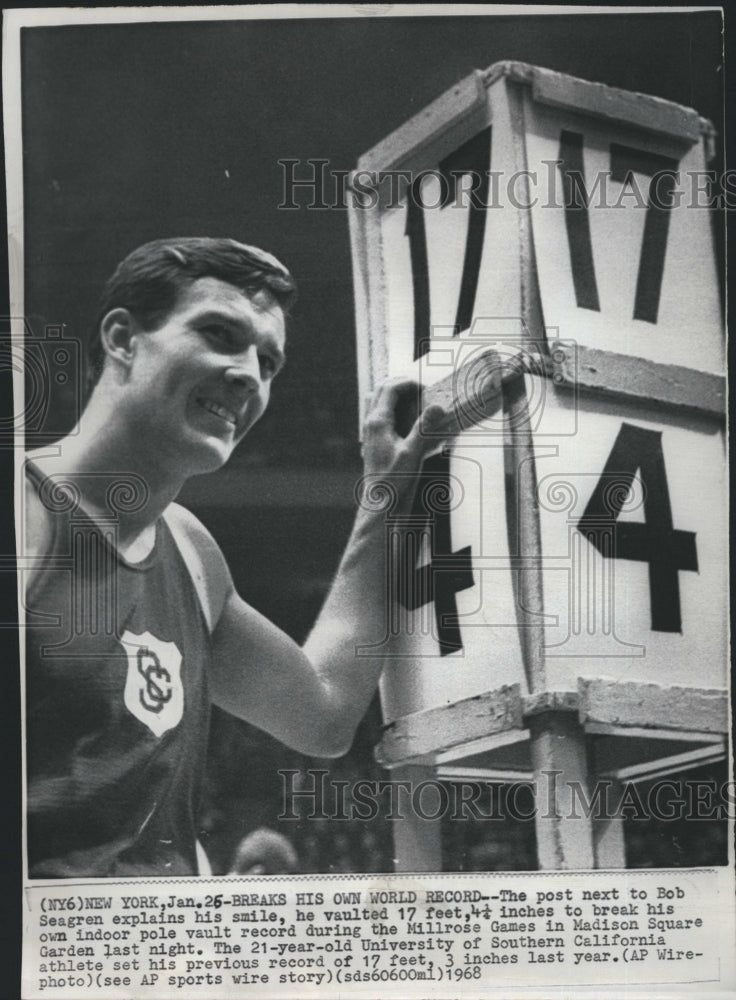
[390,765,443,873]
[591,778,626,869]
[527,710,595,870]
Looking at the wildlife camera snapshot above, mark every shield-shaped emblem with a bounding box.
[121,630,184,737]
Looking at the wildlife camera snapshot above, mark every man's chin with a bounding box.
[180,417,257,476]
[182,433,237,477]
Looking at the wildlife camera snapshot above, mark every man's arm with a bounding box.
[207,380,446,756]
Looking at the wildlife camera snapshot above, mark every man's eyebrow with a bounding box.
[192,308,246,327]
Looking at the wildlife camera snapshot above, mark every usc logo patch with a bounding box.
[121,630,184,737]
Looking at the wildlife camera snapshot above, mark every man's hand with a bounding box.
[360,378,448,515]
[210,378,452,758]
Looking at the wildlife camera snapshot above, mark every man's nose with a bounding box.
[223,345,261,393]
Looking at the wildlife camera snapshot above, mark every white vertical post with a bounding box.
[390,765,443,872]
[528,711,595,870]
[591,777,626,869]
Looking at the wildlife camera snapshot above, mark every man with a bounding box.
[24,237,445,878]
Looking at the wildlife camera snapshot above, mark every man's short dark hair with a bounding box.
[87,237,297,391]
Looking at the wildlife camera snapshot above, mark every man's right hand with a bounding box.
[360,377,448,515]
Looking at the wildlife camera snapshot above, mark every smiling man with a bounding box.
[24,237,444,878]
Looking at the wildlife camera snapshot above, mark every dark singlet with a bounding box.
[24,461,211,878]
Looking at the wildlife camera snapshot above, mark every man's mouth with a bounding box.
[197,397,238,427]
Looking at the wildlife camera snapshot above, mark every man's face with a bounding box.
[125,276,286,475]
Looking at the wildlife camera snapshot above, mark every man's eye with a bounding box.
[203,325,233,346]
[259,354,278,377]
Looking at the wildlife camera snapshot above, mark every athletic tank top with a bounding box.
[25,461,212,878]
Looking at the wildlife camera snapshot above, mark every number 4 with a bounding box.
[577,423,697,633]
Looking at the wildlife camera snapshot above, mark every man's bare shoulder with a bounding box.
[163,502,228,567]
[164,501,217,542]
[162,502,234,632]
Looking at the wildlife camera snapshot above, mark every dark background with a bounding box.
[7,6,730,884]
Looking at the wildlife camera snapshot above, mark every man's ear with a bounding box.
[99,308,139,372]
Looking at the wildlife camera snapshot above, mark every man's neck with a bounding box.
[30,407,188,556]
